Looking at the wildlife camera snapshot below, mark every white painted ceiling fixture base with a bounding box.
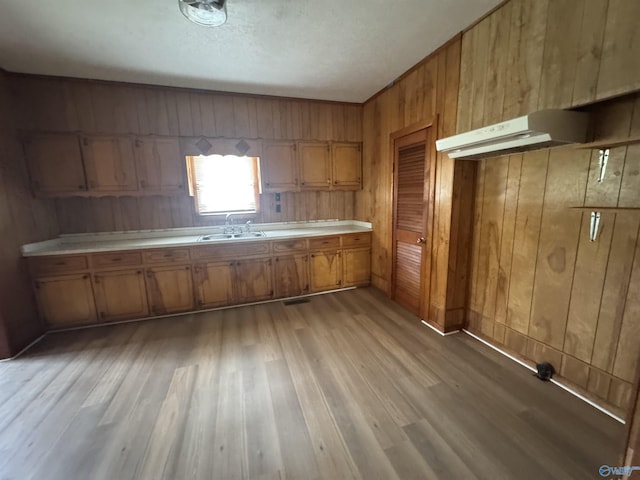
[0,0,502,102]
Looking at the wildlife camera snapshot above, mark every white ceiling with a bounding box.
[0,0,502,103]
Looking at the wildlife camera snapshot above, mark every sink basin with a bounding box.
[198,231,266,242]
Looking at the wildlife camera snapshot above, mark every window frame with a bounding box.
[186,154,262,217]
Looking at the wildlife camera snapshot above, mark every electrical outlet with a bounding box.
[275,193,280,201]
[276,204,281,213]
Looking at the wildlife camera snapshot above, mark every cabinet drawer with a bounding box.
[191,242,270,260]
[272,239,307,253]
[341,233,371,247]
[29,255,88,275]
[92,252,142,269]
[144,248,190,265]
[309,236,340,250]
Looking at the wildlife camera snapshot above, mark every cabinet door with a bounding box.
[274,254,309,298]
[234,257,274,303]
[332,142,362,190]
[342,247,371,287]
[93,269,149,322]
[24,133,87,194]
[81,136,138,193]
[146,265,194,315]
[309,250,342,292]
[261,141,298,192]
[193,261,235,308]
[299,141,331,190]
[34,274,97,328]
[134,137,186,194]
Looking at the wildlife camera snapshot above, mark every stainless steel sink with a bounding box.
[198,231,266,242]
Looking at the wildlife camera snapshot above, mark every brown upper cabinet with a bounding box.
[260,140,362,193]
[23,133,88,194]
[261,141,299,193]
[134,137,185,194]
[299,141,331,190]
[80,135,138,192]
[331,142,362,189]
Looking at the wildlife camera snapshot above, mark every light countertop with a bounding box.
[21,220,372,257]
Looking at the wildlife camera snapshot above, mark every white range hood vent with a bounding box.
[436,110,589,160]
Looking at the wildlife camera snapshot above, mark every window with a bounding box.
[186,154,261,215]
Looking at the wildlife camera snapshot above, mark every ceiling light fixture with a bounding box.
[178,0,227,27]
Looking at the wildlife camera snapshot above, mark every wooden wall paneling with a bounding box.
[255,98,274,139]
[494,154,522,326]
[174,91,195,136]
[571,0,608,106]
[189,93,204,137]
[456,28,475,134]
[502,0,549,119]
[233,96,253,138]
[473,156,509,325]
[537,0,585,110]
[528,148,590,350]
[270,100,283,140]
[468,159,485,318]
[597,0,640,100]
[483,1,511,126]
[505,150,548,334]
[197,93,216,137]
[213,95,235,137]
[563,210,615,363]
[134,87,152,135]
[469,17,490,130]
[613,236,640,383]
[619,144,640,208]
[585,147,625,207]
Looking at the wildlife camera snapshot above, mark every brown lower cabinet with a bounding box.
[28,232,371,329]
[193,260,236,308]
[93,269,148,322]
[145,265,194,315]
[234,257,274,303]
[273,254,309,297]
[34,274,97,327]
[309,250,342,292]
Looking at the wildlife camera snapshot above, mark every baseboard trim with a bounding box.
[462,329,626,425]
[420,320,460,336]
[0,334,46,362]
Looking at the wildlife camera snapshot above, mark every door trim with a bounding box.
[390,119,438,320]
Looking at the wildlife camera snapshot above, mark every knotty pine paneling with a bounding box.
[0,71,58,358]
[358,35,472,331]
[457,0,640,131]
[467,93,640,416]
[10,75,362,233]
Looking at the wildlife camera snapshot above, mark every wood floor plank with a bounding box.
[0,288,625,480]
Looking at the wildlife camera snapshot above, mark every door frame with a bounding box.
[390,118,438,320]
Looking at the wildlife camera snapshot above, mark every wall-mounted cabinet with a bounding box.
[80,135,138,193]
[134,137,186,194]
[23,133,87,194]
[299,141,331,190]
[260,140,362,193]
[261,141,299,193]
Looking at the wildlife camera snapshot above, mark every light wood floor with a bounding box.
[0,288,624,480]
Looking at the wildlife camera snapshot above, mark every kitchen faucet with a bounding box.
[224,213,234,233]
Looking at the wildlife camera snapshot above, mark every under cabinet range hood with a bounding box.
[436,109,589,160]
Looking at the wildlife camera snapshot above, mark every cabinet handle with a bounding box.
[82,275,89,280]
[94,276,100,284]
[164,253,173,258]
[311,254,315,258]
[334,181,338,184]
[275,257,279,262]
[137,270,142,275]
[265,182,271,186]
[112,257,122,262]
[304,284,309,290]
[229,262,234,266]
[185,266,190,270]
[135,139,142,148]
[301,182,305,186]
[78,185,86,190]
[178,184,184,189]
